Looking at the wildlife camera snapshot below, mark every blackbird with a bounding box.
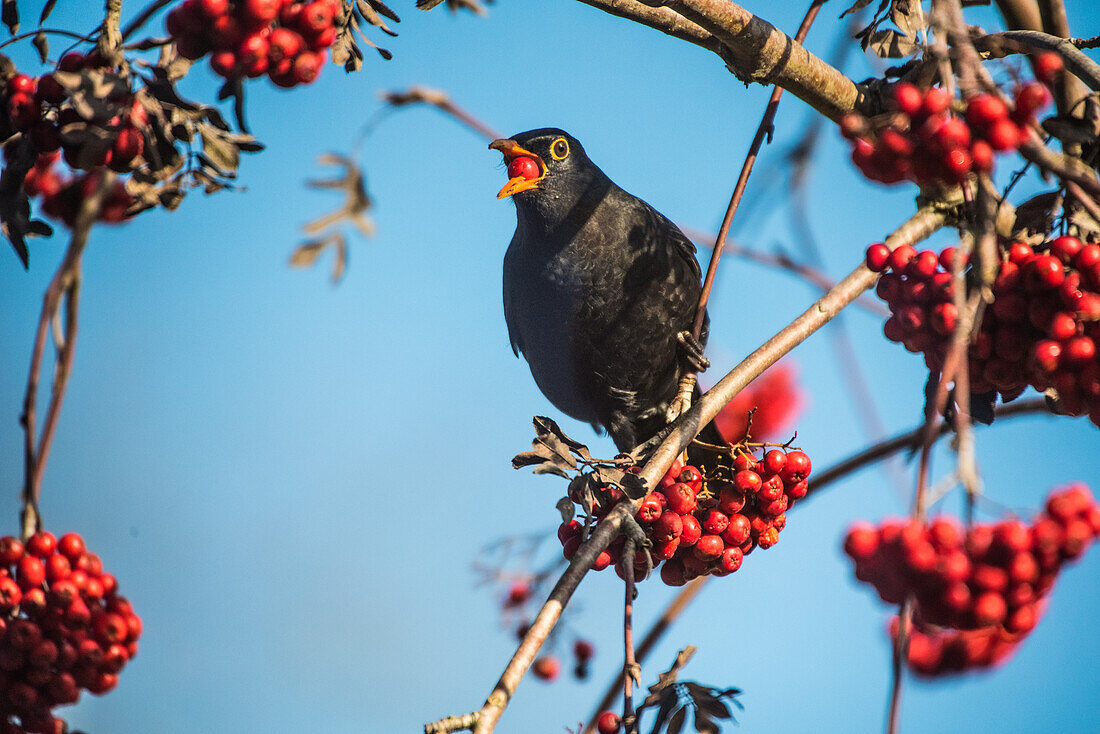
[491,128,710,454]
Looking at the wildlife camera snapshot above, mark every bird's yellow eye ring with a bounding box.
[550,137,569,160]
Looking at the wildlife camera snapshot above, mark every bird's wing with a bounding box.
[642,200,703,280]
[502,233,523,357]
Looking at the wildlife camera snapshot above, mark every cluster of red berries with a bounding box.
[890,614,1035,678]
[845,484,1098,675]
[1,53,143,227]
[0,531,141,733]
[4,54,147,174]
[558,449,812,587]
[21,152,132,227]
[866,236,1100,425]
[841,76,1052,186]
[167,0,338,88]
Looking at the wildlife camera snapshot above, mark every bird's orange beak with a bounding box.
[489,138,547,199]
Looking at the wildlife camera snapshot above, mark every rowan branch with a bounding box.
[20,173,114,539]
[973,30,1100,91]
[575,0,868,121]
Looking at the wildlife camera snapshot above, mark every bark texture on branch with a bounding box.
[577,0,867,121]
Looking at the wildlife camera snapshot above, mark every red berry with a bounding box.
[238,34,270,77]
[7,73,35,96]
[596,711,622,734]
[532,655,560,681]
[651,511,683,543]
[291,51,325,85]
[1049,235,1083,264]
[922,87,951,116]
[240,0,280,25]
[507,156,539,181]
[892,83,923,116]
[1034,52,1064,85]
[973,592,1007,626]
[573,639,595,662]
[24,531,55,558]
[966,94,1008,127]
[888,244,916,272]
[693,534,723,561]
[635,494,663,523]
[198,0,229,17]
[679,514,702,547]
[866,242,890,272]
[719,546,743,573]
[1015,82,1050,117]
[700,509,729,535]
[665,482,696,515]
[780,450,811,484]
[985,118,1021,151]
[16,556,45,590]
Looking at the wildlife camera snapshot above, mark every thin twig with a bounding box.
[802,398,1050,498]
[622,539,637,732]
[0,28,96,52]
[585,576,709,734]
[121,0,174,40]
[669,0,827,422]
[973,30,1100,91]
[680,227,891,317]
[19,172,114,539]
[886,597,913,734]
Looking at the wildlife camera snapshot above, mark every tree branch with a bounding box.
[973,30,1100,91]
[20,173,114,539]
[575,0,868,121]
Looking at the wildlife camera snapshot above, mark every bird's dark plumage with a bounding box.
[494,128,708,452]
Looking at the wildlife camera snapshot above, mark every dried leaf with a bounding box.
[1041,116,1097,147]
[692,711,718,734]
[2,0,17,34]
[840,0,877,18]
[289,239,330,267]
[890,0,925,38]
[532,416,592,461]
[32,31,47,63]
[555,496,574,524]
[367,0,400,23]
[868,28,919,58]
[38,0,58,24]
[667,707,686,734]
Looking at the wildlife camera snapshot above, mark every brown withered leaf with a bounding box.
[890,0,926,38]
[1012,191,1060,238]
[0,139,52,268]
[868,28,919,57]
[2,0,17,34]
[417,0,490,14]
[32,30,47,63]
[635,648,743,734]
[840,0,882,18]
[356,0,398,36]
[512,416,584,477]
[555,496,574,524]
[1041,115,1098,147]
[289,233,347,283]
[53,69,132,123]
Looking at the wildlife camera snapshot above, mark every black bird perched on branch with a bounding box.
[491,128,711,454]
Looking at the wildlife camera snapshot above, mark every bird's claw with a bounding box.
[621,515,654,583]
[676,331,710,373]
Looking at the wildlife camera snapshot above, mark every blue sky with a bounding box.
[0,1,1097,732]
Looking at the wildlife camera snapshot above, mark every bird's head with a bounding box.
[489,128,599,201]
